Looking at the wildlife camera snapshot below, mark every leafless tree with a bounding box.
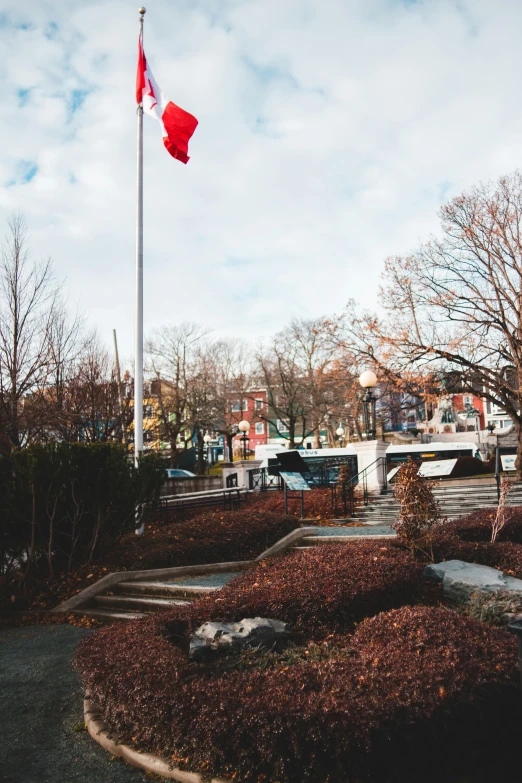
[255,319,344,448]
[146,322,209,464]
[331,171,522,473]
[0,214,60,448]
[203,338,252,460]
[60,340,129,443]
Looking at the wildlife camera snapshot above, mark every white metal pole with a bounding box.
[134,8,145,467]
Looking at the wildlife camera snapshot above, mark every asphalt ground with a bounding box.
[0,624,146,783]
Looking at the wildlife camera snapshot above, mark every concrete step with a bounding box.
[93,595,190,612]
[113,581,218,600]
[302,533,395,545]
[69,608,146,624]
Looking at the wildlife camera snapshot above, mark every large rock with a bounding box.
[189,617,290,661]
[425,560,522,603]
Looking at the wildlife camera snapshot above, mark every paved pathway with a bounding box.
[312,525,394,537]
[0,624,145,783]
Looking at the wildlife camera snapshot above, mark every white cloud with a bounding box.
[1,0,522,364]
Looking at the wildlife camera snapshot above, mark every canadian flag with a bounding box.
[136,36,198,164]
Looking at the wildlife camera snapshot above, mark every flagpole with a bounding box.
[135,6,146,467]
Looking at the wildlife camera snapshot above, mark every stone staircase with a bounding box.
[290,480,522,552]
[71,570,246,624]
[351,480,522,528]
[290,525,396,551]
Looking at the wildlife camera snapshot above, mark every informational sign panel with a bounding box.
[501,455,517,472]
[418,458,458,478]
[280,471,311,491]
[387,467,400,483]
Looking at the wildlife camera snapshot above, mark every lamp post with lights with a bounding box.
[238,420,250,460]
[203,432,212,474]
[359,370,378,440]
[336,425,345,448]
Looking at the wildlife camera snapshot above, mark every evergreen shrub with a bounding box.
[0,443,164,577]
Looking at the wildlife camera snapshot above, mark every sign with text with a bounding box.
[418,458,458,478]
[501,455,517,472]
[280,471,311,491]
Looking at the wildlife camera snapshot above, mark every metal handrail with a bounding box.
[331,456,388,518]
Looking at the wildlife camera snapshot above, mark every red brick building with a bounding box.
[230,389,268,456]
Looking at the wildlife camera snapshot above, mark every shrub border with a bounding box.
[84,693,229,783]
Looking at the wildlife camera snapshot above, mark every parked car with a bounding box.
[165,468,196,479]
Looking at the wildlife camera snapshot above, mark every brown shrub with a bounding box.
[103,508,297,570]
[442,506,522,544]
[431,534,522,579]
[163,541,427,639]
[74,605,521,783]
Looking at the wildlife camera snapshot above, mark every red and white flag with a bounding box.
[136,36,198,164]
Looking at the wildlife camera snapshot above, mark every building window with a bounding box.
[144,429,155,442]
[255,422,264,435]
[276,419,288,433]
[255,399,264,411]
[143,404,154,419]
[232,401,241,412]
[242,399,249,411]
[463,395,472,407]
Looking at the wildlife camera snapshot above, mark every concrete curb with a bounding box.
[84,695,228,782]
[255,526,317,560]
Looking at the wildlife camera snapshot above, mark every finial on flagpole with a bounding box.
[138,7,146,15]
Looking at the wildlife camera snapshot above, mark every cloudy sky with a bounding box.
[1,0,522,363]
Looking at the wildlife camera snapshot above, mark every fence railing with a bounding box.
[330,456,388,518]
[158,486,246,522]
[248,468,282,491]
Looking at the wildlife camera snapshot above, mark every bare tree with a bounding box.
[61,340,128,443]
[146,323,209,464]
[254,319,356,448]
[204,338,252,461]
[332,171,522,473]
[0,214,59,449]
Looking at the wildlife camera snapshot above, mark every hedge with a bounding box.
[0,443,165,578]
[429,506,522,578]
[104,509,298,570]
[442,507,522,544]
[74,604,521,783]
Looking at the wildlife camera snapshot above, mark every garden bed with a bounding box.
[73,540,522,782]
[431,507,522,578]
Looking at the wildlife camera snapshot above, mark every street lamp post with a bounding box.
[336,425,345,448]
[203,432,212,474]
[238,420,250,460]
[359,370,378,440]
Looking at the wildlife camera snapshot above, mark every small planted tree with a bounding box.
[491,477,514,544]
[393,458,443,559]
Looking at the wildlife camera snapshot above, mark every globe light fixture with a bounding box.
[359,370,378,389]
[336,424,345,448]
[359,370,378,439]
